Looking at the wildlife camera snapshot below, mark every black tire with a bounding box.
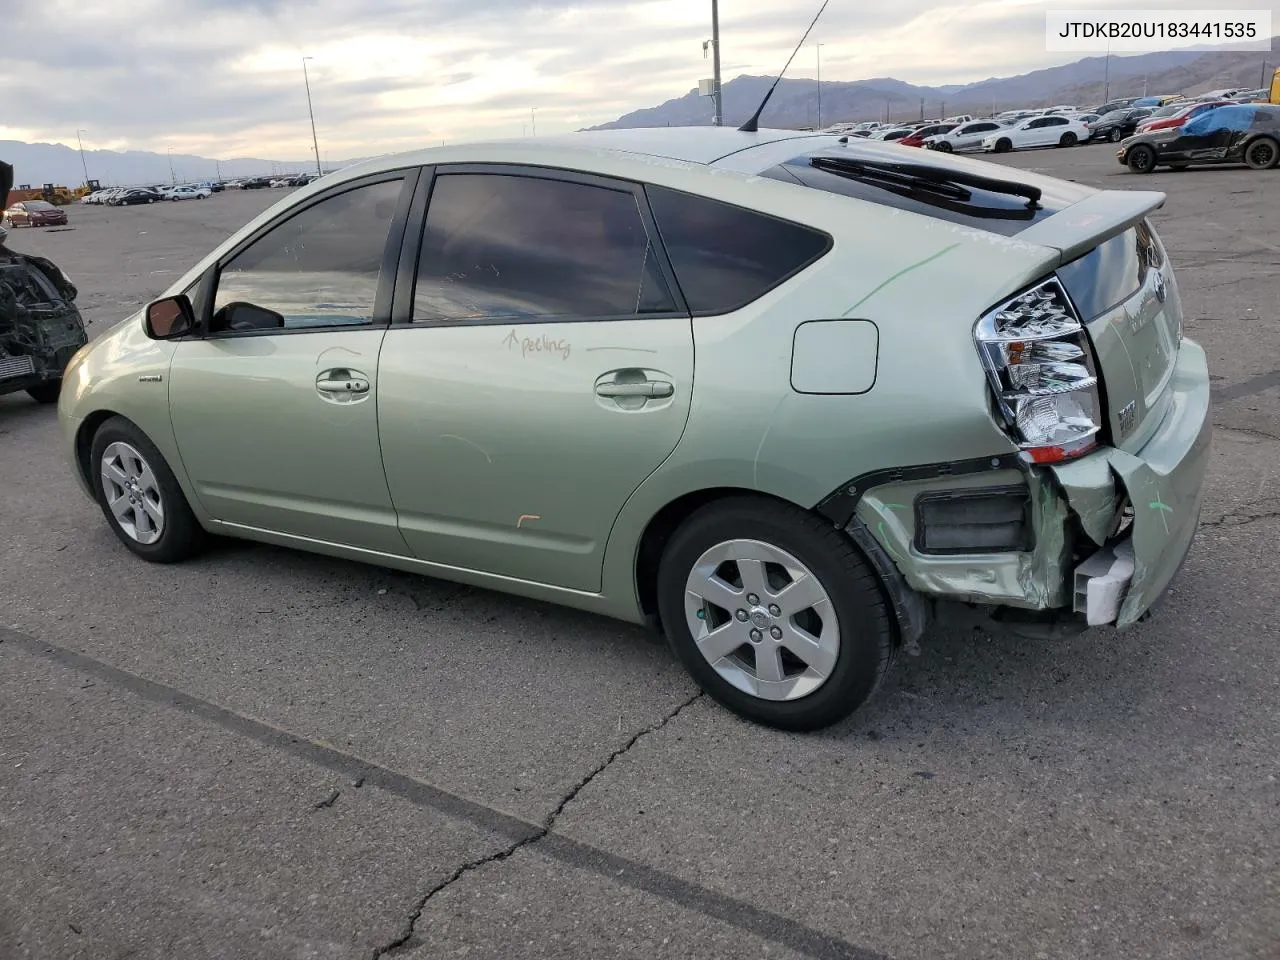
[935,141,953,152]
[656,497,895,731]
[1245,136,1279,170]
[89,416,207,563]
[1059,132,1078,147]
[26,381,61,404]
[1127,144,1157,174]
[1109,127,1124,142]
[994,138,1012,153]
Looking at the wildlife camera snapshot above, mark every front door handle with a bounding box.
[595,380,673,399]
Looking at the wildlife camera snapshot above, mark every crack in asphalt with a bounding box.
[1200,496,1280,530]
[2,630,889,960]
[369,691,705,959]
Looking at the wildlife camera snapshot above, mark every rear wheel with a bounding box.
[1058,132,1078,147]
[26,381,61,404]
[1127,144,1157,174]
[1245,136,1279,170]
[90,417,207,563]
[656,497,894,731]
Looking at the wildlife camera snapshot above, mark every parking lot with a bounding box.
[2,142,1277,960]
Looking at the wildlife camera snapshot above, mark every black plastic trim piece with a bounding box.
[912,483,1033,556]
[815,453,1024,527]
[846,518,930,649]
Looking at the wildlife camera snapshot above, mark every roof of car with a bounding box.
[338,127,838,180]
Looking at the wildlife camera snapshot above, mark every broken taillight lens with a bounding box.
[975,278,1101,464]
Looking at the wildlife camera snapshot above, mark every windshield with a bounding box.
[26,201,55,210]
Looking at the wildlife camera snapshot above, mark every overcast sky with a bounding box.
[3,0,1276,161]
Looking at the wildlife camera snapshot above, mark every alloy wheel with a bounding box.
[683,539,841,702]
[100,441,166,545]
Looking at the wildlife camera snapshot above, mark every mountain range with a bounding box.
[4,42,1275,189]
[588,41,1278,130]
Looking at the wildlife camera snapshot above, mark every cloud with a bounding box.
[3,0,1277,158]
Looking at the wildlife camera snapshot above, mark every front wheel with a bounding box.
[1109,127,1124,142]
[90,417,207,563]
[1127,144,1157,174]
[656,497,894,731]
[994,138,1012,153]
[934,141,953,152]
[1058,132,1078,147]
[1245,136,1279,170]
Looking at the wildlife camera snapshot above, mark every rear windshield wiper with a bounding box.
[811,154,1043,210]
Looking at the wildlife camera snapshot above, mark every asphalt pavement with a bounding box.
[1,148,1277,960]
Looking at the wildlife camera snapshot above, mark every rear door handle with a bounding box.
[317,378,369,394]
[595,380,673,399]
[316,369,370,397]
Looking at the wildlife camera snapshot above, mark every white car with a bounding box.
[923,119,1008,153]
[169,186,211,201]
[982,115,1090,152]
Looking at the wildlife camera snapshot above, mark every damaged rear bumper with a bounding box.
[849,339,1211,630]
[1052,338,1211,626]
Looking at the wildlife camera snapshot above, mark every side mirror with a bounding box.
[144,295,196,339]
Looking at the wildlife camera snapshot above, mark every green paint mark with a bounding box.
[1149,495,1173,534]
[843,243,962,316]
[882,503,908,511]
[877,521,903,562]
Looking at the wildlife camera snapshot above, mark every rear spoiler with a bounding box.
[1016,190,1166,266]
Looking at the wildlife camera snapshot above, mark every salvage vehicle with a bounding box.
[1120,104,1280,172]
[981,114,1090,151]
[1,163,89,403]
[58,127,1211,730]
[1088,107,1154,142]
[3,199,69,228]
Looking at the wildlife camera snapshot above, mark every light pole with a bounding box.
[710,0,723,125]
[816,43,824,129]
[1103,38,1111,103]
[302,56,323,177]
[167,147,176,186]
[531,107,538,136]
[1262,60,1269,89]
[74,131,90,192]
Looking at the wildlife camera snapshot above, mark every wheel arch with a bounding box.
[75,409,123,497]
[632,486,926,648]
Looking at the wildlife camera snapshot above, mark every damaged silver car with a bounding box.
[0,161,88,404]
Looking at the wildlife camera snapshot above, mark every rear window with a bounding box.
[645,185,831,316]
[759,147,1094,238]
[1056,221,1160,320]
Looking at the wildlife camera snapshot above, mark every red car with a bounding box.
[898,122,958,147]
[1136,100,1234,134]
[3,199,69,227]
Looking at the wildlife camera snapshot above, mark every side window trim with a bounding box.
[392,162,690,328]
[197,170,417,340]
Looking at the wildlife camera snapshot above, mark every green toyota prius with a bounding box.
[58,128,1211,730]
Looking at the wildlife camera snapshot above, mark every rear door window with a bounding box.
[644,186,831,316]
[412,173,678,323]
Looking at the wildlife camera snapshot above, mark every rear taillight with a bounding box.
[974,278,1101,465]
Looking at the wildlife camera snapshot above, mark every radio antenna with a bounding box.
[738,0,831,132]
